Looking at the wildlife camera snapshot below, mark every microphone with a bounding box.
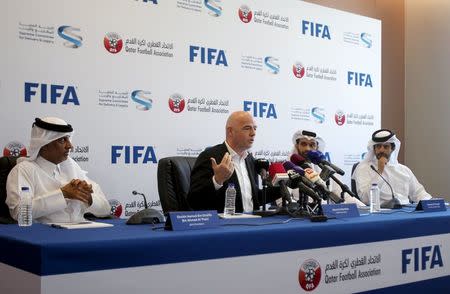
[255,158,270,180]
[268,163,292,213]
[282,161,321,202]
[132,190,148,209]
[268,162,289,186]
[126,190,165,225]
[253,159,277,216]
[370,165,402,209]
[306,150,345,176]
[303,168,344,204]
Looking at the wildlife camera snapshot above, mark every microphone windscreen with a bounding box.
[268,162,286,179]
[290,153,306,166]
[306,150,325,164]
[282,161,305,176]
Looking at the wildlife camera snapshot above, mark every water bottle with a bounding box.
[369,183,381,213]
[18,186,32,226]
[224,183,236,216]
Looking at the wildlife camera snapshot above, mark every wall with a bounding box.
[305,0,405,163]
[405,0,450,198]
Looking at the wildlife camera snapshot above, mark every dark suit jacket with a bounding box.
[187,143,279,213]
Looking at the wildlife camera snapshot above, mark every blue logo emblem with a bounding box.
[136,0,158,4]
[301,20,331,40]
[360,33,372,48]
[111,146,157,164]
[264,56,280,74]
[57,26,82,48]
[131,90,153,111]
[347,72,373,87]
[243,101,277,119]
[25,82,79,105]
[311,107,325,123]
[204,0,222,17]
[189,45,228,66]
[402,245,443,273]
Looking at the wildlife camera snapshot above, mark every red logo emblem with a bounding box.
[238,5,253,23]
[293,62,305,79]
[335,110,346,126]
[109,199,123,218]
[299,259,321,291]
[3,141,27,157]
[169,94,186,113]
[104,32,123,54]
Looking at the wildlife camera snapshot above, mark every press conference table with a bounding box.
[1,208,450,294]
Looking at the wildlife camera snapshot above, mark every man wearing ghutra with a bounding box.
[6,117,111,223]
[352,129,432,206]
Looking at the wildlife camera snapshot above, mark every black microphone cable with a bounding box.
[370,165,402,209]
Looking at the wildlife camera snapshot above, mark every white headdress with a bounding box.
[363,129,401,165]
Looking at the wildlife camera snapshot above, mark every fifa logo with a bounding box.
[402,245,443,273]
[189,46,228,66]
[111,146,157,164]
[301,20,331,40]
[25,82,80,105]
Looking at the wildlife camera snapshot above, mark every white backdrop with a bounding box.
[0,0,381,217]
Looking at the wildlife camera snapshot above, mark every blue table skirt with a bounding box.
[1,209,449,276]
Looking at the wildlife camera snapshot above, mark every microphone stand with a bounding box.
[276,181,292,215]
[370,165,402,209]
[253,172,278,217]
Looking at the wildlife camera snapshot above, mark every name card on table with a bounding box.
[415,199,446,212]
[322,204,360,219]
[164,210,219,231]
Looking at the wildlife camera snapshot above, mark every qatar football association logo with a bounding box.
[298,259,321,291]
[104,32,123,54]
[3,141,27,157]
[168,93,186,113]
[335,110,346,126]
[293,62,306,79]
[109,199,123,218]
[238,5,253,23]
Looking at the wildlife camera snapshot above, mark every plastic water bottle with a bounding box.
[18,187,32,226]
[369,183,381,213]
[224,183,236,216]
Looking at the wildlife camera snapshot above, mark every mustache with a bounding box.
[375,153,390,160]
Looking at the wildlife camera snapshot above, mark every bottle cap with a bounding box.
[21,187,30,191]
[227,183,235,188]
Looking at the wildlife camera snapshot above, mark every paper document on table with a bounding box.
[48,221,114,229]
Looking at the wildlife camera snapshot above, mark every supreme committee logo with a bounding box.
[293,62,305,79]
[104,32,123,54]
[168,93,185,113]
[3,141,27,157]
[57,26,83,48]
[299,259,321,291]
[238,5,253,23]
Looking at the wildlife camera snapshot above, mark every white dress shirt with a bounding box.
[212,142,254,212]
[6,156,111,223]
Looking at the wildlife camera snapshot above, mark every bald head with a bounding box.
[225,111,256,155]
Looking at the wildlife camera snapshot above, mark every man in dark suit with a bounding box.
[187,111,280,213]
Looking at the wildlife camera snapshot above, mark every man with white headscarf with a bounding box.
[6,117,111,223]
[352,129,432,206]
[290,130,341,201]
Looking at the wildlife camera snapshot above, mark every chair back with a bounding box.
[350,162,360,200]
[0,156,18,223]
[157,156,197,213]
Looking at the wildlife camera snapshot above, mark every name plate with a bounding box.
[415,199,446,212]
[165,210,219,231]
[322,204,360,219]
